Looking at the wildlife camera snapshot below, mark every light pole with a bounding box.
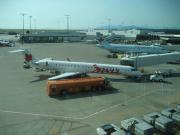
[29,16,32,31]
[34,19,36,33]
[65,15,70,34]
[20,13,26,44]
[108,18,111,35]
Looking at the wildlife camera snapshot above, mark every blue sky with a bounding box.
[0,0,180,29]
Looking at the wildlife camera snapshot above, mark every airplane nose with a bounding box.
[34,61,39,65]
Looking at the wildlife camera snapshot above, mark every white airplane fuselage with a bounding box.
[35,59,143,77]
[101,42,169,54]
[9,49,143,79]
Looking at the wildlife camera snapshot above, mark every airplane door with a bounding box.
[45,61,48,66]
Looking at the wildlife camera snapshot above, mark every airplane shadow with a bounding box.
[107,75,174,84]
[107,78,135,83]
[52,88,119,100]
[163,81,173,84]
[106,77,146,83]
[30,74,53,83]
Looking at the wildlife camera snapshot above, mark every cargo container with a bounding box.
[161,107,180,125]
[121,117,153,135]
[46,77,111,96]
[144,112,174,134]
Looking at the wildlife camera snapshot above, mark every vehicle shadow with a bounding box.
[107,77,135,83]
[30,74,53,83]
[106,76,150,83]
[165,72,180,78]
[163,80,173,84]
[52,88,119,100]
[108,75,174,84]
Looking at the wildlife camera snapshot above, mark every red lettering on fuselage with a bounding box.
[92,64,120,74]
[92,64,101,73]
[109,68,114,73]
[115,68,120,73]
[101,68,106,73]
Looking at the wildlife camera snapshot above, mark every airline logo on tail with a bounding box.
[96,32,111,49]
[9,49,34,68]
[96,32,104,43]
[24,53,32,62]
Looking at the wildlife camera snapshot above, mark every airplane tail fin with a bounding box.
[9,49,36,68]
[96,32,110,48]
[96,32,104,44]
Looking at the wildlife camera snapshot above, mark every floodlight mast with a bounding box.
[29,16,32,31]
[20,13,26,44]
[108,18,111,35]
[65,15,70,34]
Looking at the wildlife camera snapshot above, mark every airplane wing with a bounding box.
[8,49,25,53]
[48,72,86,80]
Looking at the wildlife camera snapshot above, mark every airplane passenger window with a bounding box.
[46,61,48,66]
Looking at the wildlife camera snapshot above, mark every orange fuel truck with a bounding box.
[46,77,111,96]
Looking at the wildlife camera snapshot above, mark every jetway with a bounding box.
[120,52,180,69]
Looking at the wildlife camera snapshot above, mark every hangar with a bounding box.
[20,31,86,43]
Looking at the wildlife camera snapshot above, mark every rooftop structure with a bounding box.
[20,31,86,43]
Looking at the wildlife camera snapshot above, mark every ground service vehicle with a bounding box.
[149,74,164,82]
[155,70,172,77]
[46,77,111,96]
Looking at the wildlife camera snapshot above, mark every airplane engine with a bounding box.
[34,67,46,72]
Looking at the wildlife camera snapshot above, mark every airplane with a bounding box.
[96,32,169,54]
[9,49,143,80]
[98,41,169,54]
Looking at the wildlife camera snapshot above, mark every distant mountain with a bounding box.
[95,25,180,34]
[95,25,142,30]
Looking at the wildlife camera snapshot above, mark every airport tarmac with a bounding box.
[0,37,180,135]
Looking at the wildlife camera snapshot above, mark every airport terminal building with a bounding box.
[20,31,86,43]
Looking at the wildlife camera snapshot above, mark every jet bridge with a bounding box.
[120,52,180,69]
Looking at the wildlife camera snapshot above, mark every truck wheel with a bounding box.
[51,88,57,95]
[101,86,105,91]
[151,79,155,82]
[61,90,68,96]
[97,86,102,91]
[91,87,96,91]
[159,79,163,82]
